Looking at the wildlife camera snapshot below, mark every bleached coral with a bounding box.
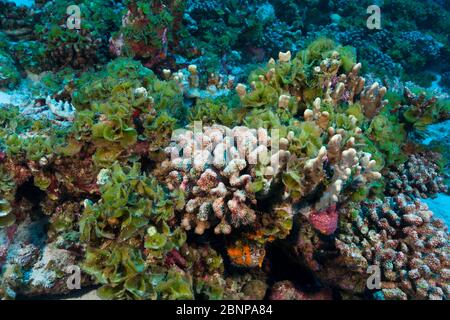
[45,96,76,122]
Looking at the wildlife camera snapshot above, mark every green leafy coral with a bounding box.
[366,114,407,166]
[79,162,189,299]
[70,58,184,165]
[32,0,122,70]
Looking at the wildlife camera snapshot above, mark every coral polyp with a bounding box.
[0,0,449,301]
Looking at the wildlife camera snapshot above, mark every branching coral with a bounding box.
[290,127,381,235]
[172,64,235,100]
[385,152,448,199]
[79,162,189,299]
[161,124,291,236]
[401,88,450,130]
[298,195,449,300]
[279,97,382,234]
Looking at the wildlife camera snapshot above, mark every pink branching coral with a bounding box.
[161,124,291,235]
[386,152,448,198]
[299,195,450,300]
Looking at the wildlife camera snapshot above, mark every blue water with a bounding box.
[8,0,34,7]
[423,194,450,227]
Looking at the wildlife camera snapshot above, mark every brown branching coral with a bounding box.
[323,62,387,119]
[400,88,448,128]
[359,82,388,119]
[404,88,438,116]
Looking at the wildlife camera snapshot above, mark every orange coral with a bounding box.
[227,242,265,268]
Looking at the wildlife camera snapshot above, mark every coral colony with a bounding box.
[0,0,449,300]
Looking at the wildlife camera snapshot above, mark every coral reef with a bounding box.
[0,55,20,90]
[269,280,333,300]
[33,0,122,70]
[401,87,449,130]
[0,0,449,302]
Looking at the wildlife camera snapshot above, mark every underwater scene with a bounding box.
[0,0,449,301]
